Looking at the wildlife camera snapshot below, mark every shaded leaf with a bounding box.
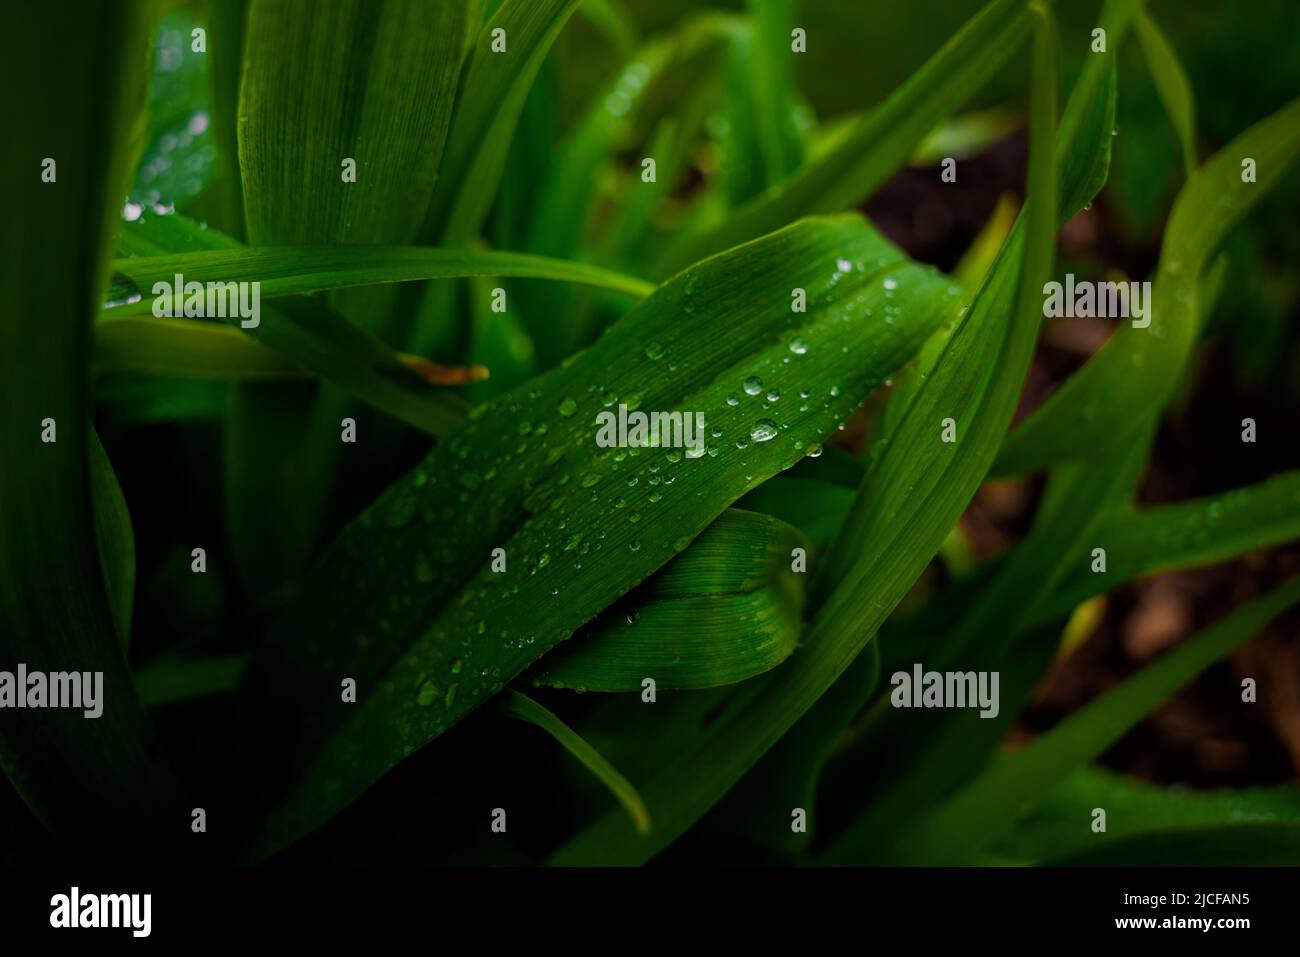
[494,690,650,834]
[241,214,958,859]
[529,509,806,691]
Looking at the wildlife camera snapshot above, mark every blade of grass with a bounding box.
[203,0,248,238]
[104,245,656,315]
[242,213,959,859]
[550,0,1067,866]
[0,0,188,849]
[657,0,1032,275]
[736,477,856,546]
[1049,823,1300,866]
[528,509,806,691]
[996,765,1300,864]
[729,0,1142,867]
[1134,8,1196,176]
[232,0,481,590]
[238,0,473,246]
[94,318,304,381]
[1038,469,1300,622]
[903,576,1300,864]
[424,0,582,244]
[494,689,650,834]
[744,0,803,189]
[135,653,249,709]
[89,429,136,654]
[995,92,1300,476]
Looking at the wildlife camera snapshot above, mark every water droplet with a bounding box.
[836,258,852,273]
[384,493,417,528]
[104,273,143,308]
[789,337,808,355]
[726,394,740,407]
[751,419,779,443]
[743,376,763,396]
[558,397,578,417]
[766,389,781,402]
[645,342,665,360]
[416,679,441,706]
[883,277,898,291]
[581,473,601,488]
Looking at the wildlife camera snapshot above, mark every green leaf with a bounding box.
[903,575,1300,864]
[241,213,958,860]
[494,690,650,834]
[113,217,556,437]
[657,0,1031,275]
[104,245,656,317]
[578,0,639,60]
[528,509,806,691]
[736,477,856,546]
[425,0,582,244]
[1134,8,1196,176]
[742,0,803,190]
[203,0,249,238]
[524,39,673,262]
[95,318,304,381]
[89,429,137,653]
[231,0,485,588]
[1049,823,1300,867]
[550,0,1067,867]
[1038,470,1300,623]
[996,91,1300,476]
[995,766,1300,864]
[910,108,1023,167]
[135,654,248,709]
[238,0,474,246]
[713,640,880,856]
[0,0,187,849]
